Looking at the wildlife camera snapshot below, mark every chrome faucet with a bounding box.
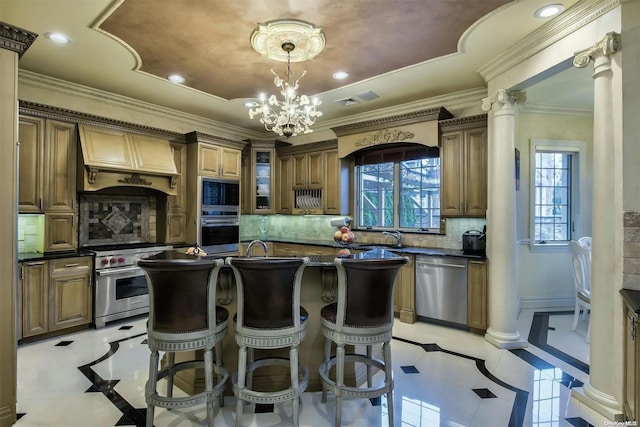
[246,239,268,257]
[382,230,402,247]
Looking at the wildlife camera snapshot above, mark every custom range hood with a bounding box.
[77,124,179,195]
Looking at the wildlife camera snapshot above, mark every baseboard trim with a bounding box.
[520,297,574,309]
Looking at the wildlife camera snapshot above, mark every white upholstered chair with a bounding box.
[569,241,591,342]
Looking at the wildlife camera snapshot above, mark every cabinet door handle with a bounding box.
[630,314,636,341]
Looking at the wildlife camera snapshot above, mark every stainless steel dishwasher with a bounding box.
[415,255,468,328]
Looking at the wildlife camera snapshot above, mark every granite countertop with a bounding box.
[621,289,640,314]
[146,247,402,267]
[18,249,94,262]
[241,236,486,260]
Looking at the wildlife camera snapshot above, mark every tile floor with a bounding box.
[15,308,603,426]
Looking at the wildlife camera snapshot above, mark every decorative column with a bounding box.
[571,32,623,419]
[481,89,528,349]
[0,22,38,427]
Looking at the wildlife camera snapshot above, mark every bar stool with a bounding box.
[226,256,310,427]
[138,256,229,427]
[319,256,409,427]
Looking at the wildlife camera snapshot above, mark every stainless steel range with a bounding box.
[88,243,172,328]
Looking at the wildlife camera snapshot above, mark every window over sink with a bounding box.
[353,144,441,233]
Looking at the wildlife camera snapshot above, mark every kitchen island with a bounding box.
[144,247,401,395]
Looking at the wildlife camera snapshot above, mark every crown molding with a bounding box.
[17,70,263,141]
[0,22,38,58]
[520,103,593,116]
[439,114,488,132]
[185,131,247,150]
[276,139,338,155]
[479,0,622,82]
[19,100,190,142]
[331,107,453,137]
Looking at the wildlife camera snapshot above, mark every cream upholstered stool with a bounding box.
[319,256,409,427]
[138,256,229,427]
[226,257,310,427]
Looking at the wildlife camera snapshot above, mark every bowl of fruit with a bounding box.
[333,226,355,257]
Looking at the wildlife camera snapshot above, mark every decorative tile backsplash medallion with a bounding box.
[79,195,150,246]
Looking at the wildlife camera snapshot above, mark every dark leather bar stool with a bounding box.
[138,256,229,427]
[226,256,310,427]
[319,256,409,427]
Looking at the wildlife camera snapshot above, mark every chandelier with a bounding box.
[248,20,325,138]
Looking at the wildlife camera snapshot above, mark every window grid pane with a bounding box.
[534,152,571,241]
[399,158,440,229]
[358,163,394,227]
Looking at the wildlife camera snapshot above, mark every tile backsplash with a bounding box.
[240,215,486,250]
[18,215,44,253]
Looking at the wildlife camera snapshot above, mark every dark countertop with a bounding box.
[145,247,402,267]
[18,250,93,262]
[241,236,486,260]
[621,289,640,314]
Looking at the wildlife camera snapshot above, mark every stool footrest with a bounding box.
[147,359,229,409]
[232,357,309,404]
[319,353,392,399]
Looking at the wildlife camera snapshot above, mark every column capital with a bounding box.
[0,22,38,58]
[574,31,621,68]
[481,89,526,112]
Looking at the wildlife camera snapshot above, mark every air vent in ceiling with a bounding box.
[357,90,379,101]
[335,97,360,107]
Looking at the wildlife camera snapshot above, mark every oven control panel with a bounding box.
[93,245,173,270]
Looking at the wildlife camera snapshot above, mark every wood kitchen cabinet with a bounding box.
[48,257,93,331]
[21,260,48,338]
[20,256,92,339]
[440,115,487,217]
[241,150,251,214]
[622,290,640,422]
[323,149,348,215]
[276,140,344,214]
[18,116,45,213]
[394,254,416,324]
[19,116,78,251]
[165,142,187,243]
[276,155,293,214]
[251,144,275,213]
[197,144,241,179]
[467,259,488,332]
[293,151,323,188]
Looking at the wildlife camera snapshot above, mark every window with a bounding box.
[354,144,441,232]
[530,139,585,249]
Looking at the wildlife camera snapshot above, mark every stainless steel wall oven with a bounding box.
[200,178,240,254]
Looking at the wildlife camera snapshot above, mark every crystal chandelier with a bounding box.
[248,41,322,138]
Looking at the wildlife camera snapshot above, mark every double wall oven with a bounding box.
[200,178,240,254]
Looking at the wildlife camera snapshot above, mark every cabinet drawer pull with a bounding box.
[64,263,80,268]
[28,261,46,266]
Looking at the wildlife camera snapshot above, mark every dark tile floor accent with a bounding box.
[55,340,73,346]
[472,388,497,398]
[394,336,528,427]
[119,325,133,330]
[527,311,590,374]
[400,365,420,374]
[566,416,595,427]
[254,403,274,413]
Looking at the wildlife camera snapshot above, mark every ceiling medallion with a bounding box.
[248,19,325,138]
[250,19,326,62]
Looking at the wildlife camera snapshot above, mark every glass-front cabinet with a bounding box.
[251,143,275,213]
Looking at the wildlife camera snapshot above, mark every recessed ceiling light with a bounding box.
[332,71,350,80]
[45,32,71,44]
[534,4,564,18]
[168,74,185,84]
